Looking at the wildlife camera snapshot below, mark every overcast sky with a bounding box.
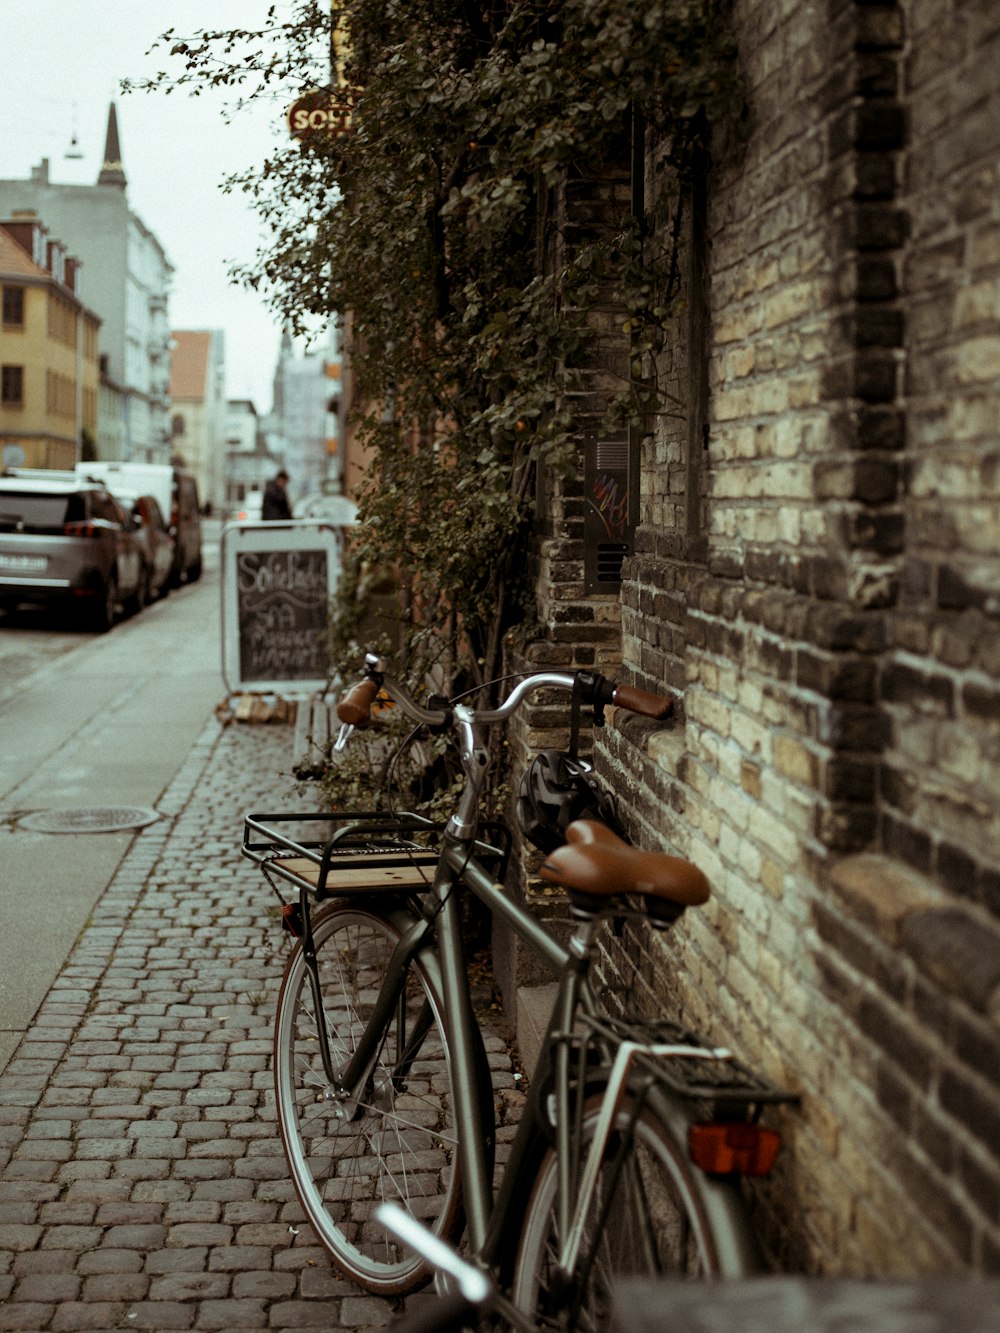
[0,1,307,413]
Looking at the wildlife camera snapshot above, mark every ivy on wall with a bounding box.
[142,0,737,690]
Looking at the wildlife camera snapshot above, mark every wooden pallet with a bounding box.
[291,694,336,774]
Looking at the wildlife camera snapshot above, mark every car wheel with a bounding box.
[126,566,149,617]
[89,575,117,633]
[187,556,202,583]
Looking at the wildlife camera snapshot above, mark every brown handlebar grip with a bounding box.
[337,678,381,727]
[611,684,674,720]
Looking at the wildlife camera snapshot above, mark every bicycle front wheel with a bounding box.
[511,1092,724,1328]
[273,901,461,1295]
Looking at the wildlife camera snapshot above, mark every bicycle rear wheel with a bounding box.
[511,1091,726,1328]
[273,901,461,1295]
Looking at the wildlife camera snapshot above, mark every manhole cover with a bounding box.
[19,806,160,834]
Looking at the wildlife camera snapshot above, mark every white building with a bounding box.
[0,104,173,461]
[225,398,282,513]
[270,327,340,503]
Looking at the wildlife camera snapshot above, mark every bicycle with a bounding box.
[242,652,795,1328]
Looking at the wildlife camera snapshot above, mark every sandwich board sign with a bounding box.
[221,520,340,695]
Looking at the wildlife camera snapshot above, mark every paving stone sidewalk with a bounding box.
[0,719,520,1333]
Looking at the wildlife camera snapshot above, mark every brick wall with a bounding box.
[510,0,1000,1279]
[498,163,633,997]
[890,0,1000,905]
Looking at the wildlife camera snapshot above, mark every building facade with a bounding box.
[0,215,100,469]
[0,104,173,462]
[224,397,283,513]
[168,329,227,513]
[506,0,1000,1279]
[270,327,340,503]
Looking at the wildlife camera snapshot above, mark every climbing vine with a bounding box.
[143,0,737,692]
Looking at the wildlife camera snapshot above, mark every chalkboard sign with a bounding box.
[221,521,341,694]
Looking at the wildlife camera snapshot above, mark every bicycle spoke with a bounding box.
[273,905,461,1295]
[513,1094,718,1328]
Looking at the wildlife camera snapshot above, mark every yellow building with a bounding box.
[0,212,100,470]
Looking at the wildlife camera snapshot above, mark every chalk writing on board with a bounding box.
[237,549,329,682]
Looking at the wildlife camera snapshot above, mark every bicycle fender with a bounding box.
[641,1081,766,1277]
[525,1071,764,1276]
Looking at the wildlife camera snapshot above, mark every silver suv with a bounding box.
[0,469,145,631]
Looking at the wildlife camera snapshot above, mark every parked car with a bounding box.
[126,493,175,601]
[0,469,146,631]
[77,461,202,586]
[297,489,358,527]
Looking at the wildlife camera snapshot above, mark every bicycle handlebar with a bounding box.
[611,682,674,718]
[336,657,673,731]
[336,677,382,727]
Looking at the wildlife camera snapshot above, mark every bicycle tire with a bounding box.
[273,900,462,1295]
[511,1090,736,1328]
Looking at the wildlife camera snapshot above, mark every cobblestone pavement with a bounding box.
[0,720,520,1332]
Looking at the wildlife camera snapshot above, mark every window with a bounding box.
[90,493,120,524]
[0,489,80,531]
[45,369,75,419]
[2,285,24,328]
[47,292,75,346]
[1,365,24,406]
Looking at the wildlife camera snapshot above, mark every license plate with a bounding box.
[0,553,47,573]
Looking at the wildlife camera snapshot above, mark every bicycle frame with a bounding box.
[301,818,748,1286]
[265,660,781,1309]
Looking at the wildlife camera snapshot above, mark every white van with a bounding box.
[77,462,202,586]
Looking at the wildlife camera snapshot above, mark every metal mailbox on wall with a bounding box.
[221,521,341,694]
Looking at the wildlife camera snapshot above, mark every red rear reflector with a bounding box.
[64,521,97,537]
[688,1122,781,1176]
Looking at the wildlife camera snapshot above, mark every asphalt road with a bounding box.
[0,525,226,1074]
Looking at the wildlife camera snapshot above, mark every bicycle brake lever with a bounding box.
[334,722,354,752]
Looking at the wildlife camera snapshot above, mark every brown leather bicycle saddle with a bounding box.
[538,820,710,908]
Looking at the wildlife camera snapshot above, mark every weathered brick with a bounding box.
[899,908,1000,1013]
[882,659,955,713]
[939,1067,1000,1162]
[855,991,934,1088]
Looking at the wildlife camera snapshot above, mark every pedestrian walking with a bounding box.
[262,468,293,520]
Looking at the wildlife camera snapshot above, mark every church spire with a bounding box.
[97,102,127,189]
